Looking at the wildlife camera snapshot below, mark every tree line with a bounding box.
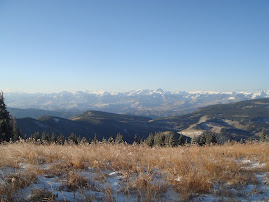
[1,92,268,145]
[24,131,128,145]
[144,131,218,147]
[0,92,21,142]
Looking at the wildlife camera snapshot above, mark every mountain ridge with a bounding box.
[153,98,269,141]
[5,89,269,118]
[16,110,163,143]
[15,98,269,143]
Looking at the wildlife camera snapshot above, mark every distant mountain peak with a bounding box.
[5,89,269,119]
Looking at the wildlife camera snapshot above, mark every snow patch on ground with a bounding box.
[1,158,269,201]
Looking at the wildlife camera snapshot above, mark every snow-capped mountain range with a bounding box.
[4,89,269,118]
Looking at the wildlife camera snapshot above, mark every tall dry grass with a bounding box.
[0,142,268,200]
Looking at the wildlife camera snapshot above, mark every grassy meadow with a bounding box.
[0,141,269,201]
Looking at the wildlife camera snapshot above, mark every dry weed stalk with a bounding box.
[0,142,268,200]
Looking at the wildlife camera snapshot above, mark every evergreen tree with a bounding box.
[240,138,244,144]
[249,136,253,143]
[68,132,78,144]
[108,136,114,144]
[145,133,154,147]
[164,134,170,146]
[211,132,218,144]
[115,133,123,144]
[12,117,20,141]
[164,132,177,147]
[58,133,65,145]
[154,132,165,147]
[77,135,82,143]
[0,92,13,142]
[81,137,88,144]
[169,133,177,147]
[199,132,207,145]
[33,132,40,142]
[102,136,107,143]
[205,133,212,145]
[41,132,50,143]
[178,134,184,146]
[139,137,143,144]
[88,137,91,144]
[191,135,199,144]
[93,134,98,144]
[51,132,57,143]
[133,134,139,144]
[260,130,266,142]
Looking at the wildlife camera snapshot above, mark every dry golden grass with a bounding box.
[27,188,54,201]
[0,142,268,200]
[60,171,89,192]
[0,169,37,201]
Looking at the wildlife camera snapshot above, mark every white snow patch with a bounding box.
[1,158,269,201]
[53,118,60,123]
[175,176,181,182]
[109,171,120,176]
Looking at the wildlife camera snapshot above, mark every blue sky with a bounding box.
[0,0,268,93]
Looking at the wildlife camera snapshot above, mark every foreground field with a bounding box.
[0,142,269,201]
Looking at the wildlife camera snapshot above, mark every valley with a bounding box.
[13,98,269,143]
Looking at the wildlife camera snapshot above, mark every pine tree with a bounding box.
[199,133,206,145]
[178,134,184,146]
[133,134,139,144]
[33,132,40,142]
[260,130,266,142]
[108,136,114,144]
[12,117,20,141]
[81,137,88,144]
[0,92,13,142]
[51,132,57,143]
[41,132,50,143]
[169,133,177,147]
[115,133,123,144]
[145,133,154,147]
[102,137,107,143]
[154,132,165,147]
[68,132,78,144]
[205,133,212,145]
[77,135,82,144]
[211,132,218,144]
[191,135,199,144]
[88,137,91,144]
[139,137,143,144]
[93,134,98,144]
[58,133,65,145]
[240,138,244,144]
[164,134,170,146]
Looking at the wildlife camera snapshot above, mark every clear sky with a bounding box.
[0,0,268,93]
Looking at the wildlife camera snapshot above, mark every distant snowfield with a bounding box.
[1,158,268,201]
[4,89,269,118]
[53,118,60,123]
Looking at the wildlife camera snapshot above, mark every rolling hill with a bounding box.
[153,98,269,141]
[7,107,79,119]
[16,111,166,143]
[15,98,269,143]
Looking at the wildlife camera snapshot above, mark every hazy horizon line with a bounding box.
[2,88,269,94]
